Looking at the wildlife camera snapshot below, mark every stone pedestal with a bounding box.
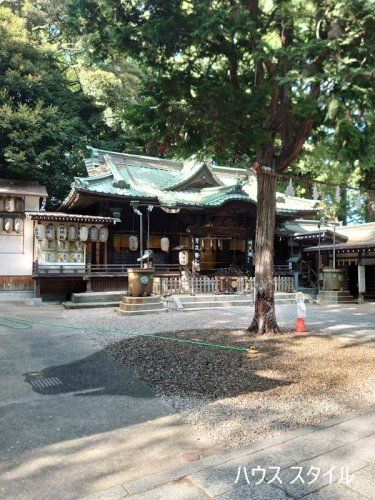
[317,290,356,304]
[116,295,166,316]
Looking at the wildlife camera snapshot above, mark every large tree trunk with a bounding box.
[365,191,375,222]
[248,169,280,334]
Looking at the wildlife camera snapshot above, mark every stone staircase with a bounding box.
[62,291,125,309]
[316,290,357,304]
[117,295,167,316]
[62,291,297,310]
[165,292,296,311]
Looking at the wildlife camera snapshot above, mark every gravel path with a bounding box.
[58,303,375,449]
[106,328,375,448]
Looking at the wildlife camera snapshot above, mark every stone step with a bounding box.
[124,295,162,304]
[319,290,353,296]
[0,291,34,301]
[118,302,164,311]
[180,300,251,309]
[62,301,119,309]
[116,307,168,316]
[71,291,125,303]
[317,298,357,304]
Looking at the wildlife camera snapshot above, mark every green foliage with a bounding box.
[0,2,146,205]
[64,0,374,175]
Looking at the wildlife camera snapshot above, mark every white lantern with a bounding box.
[56,252,69,263]
[34,224,45,240]
[160,237,170,252]
[68,225,78,241]
[45,223,55,240]
[98,226,109,242]
[42,239,55,251]
[129,235,138,251]
[4,218,13,232]
[15,197,24,212]
[41,251,56,263]
[57,224,67,241]
[14,218,23,233]
[89,226,99,242]
[179,250,189,266]
[56,240,69,251]
[5,196,15,212]
[79,225,89,242]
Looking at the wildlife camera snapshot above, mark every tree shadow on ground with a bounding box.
[23,349,154,398]
[106,329,293,400]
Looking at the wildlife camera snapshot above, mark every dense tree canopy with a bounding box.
[67,0,374,168]
[0,3,144,205]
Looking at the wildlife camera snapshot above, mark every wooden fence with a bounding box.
[155,275,294,296]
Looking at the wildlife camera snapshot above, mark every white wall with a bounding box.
[0,194,39,276]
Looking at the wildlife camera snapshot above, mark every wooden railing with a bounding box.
[155,275,294,296]
[33,261,180,276]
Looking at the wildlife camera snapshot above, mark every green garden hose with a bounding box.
[0,315,256,353]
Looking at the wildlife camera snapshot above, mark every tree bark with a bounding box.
[248,169,280,334]
[365,191,375,222]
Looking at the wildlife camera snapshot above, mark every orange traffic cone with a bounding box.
[295,317,307,333]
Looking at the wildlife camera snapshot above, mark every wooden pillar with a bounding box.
[358,251,365,303]
[34,278,41,299]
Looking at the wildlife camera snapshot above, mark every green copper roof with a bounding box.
[61,147,318,215]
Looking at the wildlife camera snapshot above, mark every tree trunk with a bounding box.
[248,170,280,334]
[365,191,375,222]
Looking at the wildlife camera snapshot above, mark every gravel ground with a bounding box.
[56,303,375,449]
[106,328,375,449]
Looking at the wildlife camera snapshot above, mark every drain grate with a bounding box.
[30,377,62,389]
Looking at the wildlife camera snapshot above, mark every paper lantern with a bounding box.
[15,197,24,212]
[4,218,13,232]
[89,226,99,242]
[56,240,69,252]
[69,252,84,263]
[129,235,138,251]
[285,179,295,197]
[70,240,83,252]
[34,224,45,240]
[56,252,69,263]
[57,224,67,241]
[68,225,78,241]
[42,239,55,251]
[179,250,189,266]
[41,251,56,263]
[98,226,109,242]
[160,237,170,252]
[14,218,23,233]
[79,225,89,242]
[45,224,55,240]
[5,196,15,212]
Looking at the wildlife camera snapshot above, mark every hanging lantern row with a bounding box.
[0,216,24,233]
[198,237,226,251]
[0,196,25,213]
[34,223,109,242]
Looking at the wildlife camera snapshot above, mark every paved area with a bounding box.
[60,302,375,347]
[86,406,375,499]
[0,302,215,500]
[0,300,374,499]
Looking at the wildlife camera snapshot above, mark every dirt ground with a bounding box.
[107,329,375,448]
